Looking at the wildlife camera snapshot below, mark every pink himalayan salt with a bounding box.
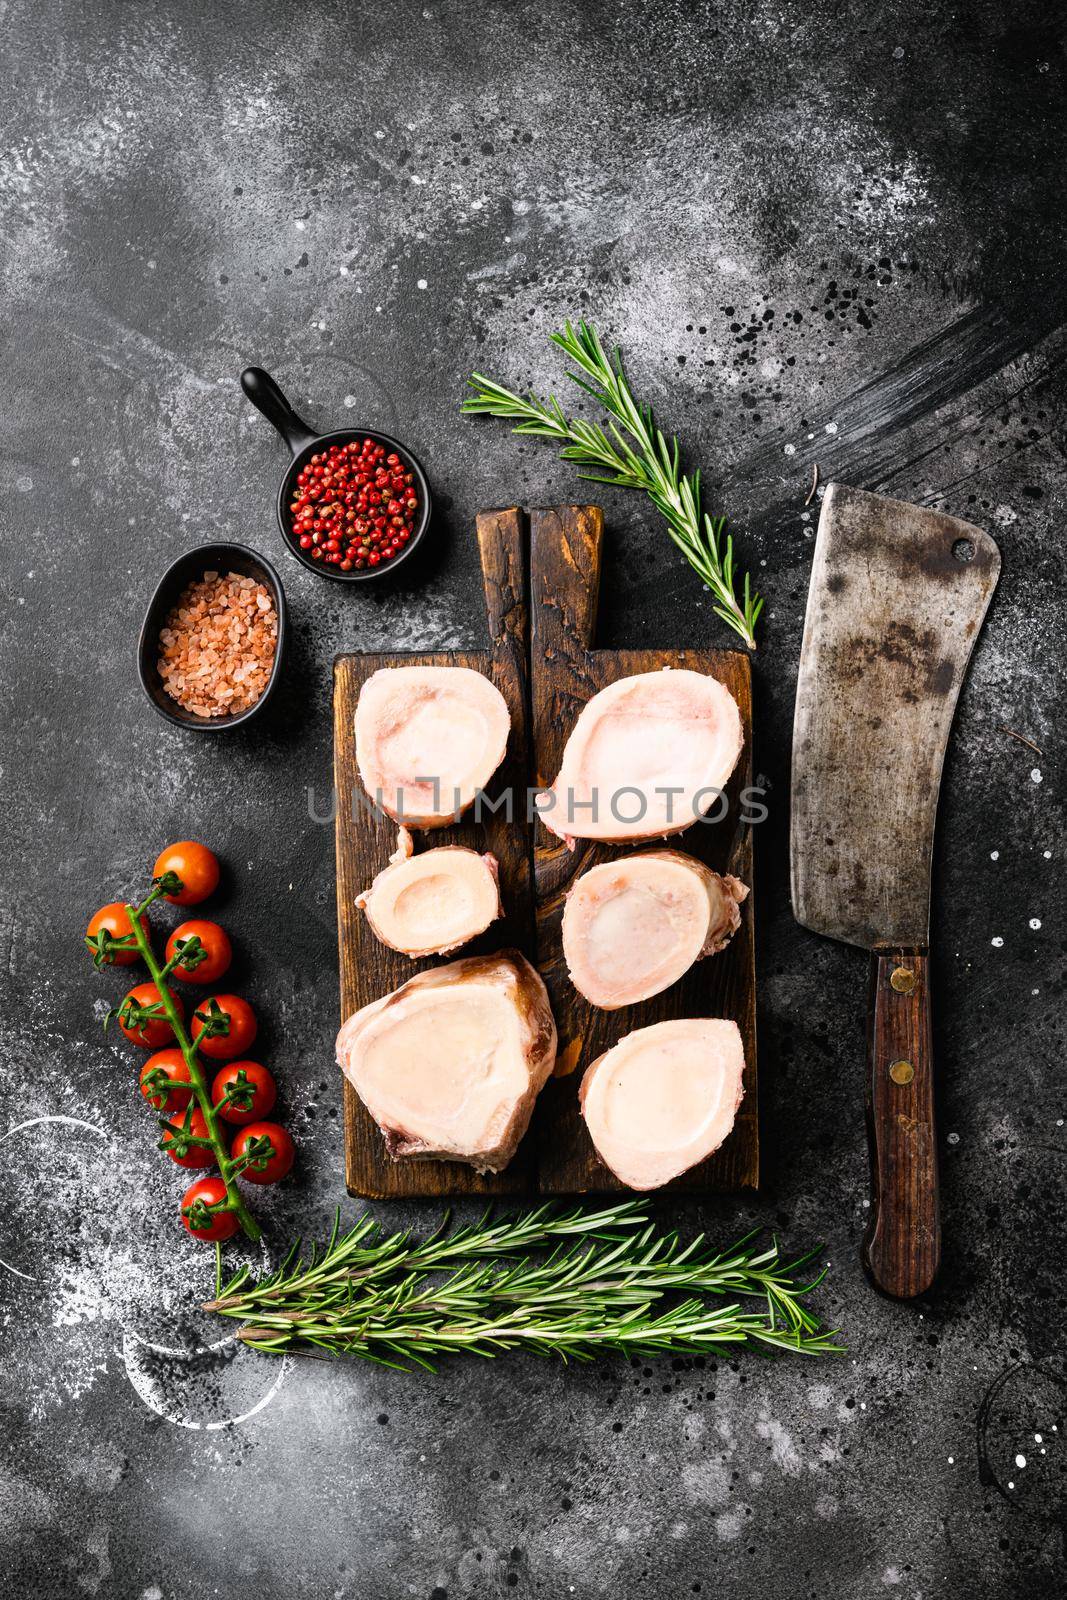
[158,571,277,718]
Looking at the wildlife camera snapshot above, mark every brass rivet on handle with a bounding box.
[890,966,916,993]
[889,1059,915,1085]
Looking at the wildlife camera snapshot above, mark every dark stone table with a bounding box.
[1,2,1063,1595]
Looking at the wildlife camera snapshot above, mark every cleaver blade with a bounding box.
[790,482,999,1298]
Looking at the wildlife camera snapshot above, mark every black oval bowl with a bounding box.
[138,543,287,732]
[276,428,431,584]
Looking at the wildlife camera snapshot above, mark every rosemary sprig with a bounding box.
[462,319,763,649]
[206,1204,841,1371]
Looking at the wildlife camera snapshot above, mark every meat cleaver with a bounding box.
[790,483,1000,1299]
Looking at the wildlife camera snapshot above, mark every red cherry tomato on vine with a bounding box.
[212,1060,276,1125]
[192,994,257,1061]
[115,982,184,1049]
[180,1176,239,1242]
[153,841,220,906]
[139,1049,193,1112]
[86,902,148,967]
[160,1107,215,1169]
[166,920,232,985]
[231,1121,295,1185]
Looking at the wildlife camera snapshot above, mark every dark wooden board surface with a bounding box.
[335,505,757,1199]
[334,508,535,1198]
[527,507,758,1194]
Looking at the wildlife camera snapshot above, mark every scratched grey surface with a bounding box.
[1,2,1065,1596]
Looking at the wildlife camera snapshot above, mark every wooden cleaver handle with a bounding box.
[862,949,941,1299]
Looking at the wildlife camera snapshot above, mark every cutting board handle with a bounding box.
[477,507,528,661]
[530,506,604,666]
[863,949,941,1298]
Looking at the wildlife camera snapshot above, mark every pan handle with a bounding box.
[863,948,941,1298]
[240,366,319,457]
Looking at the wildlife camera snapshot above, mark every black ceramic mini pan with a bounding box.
[138,542,288,731]
[240,365,432,583]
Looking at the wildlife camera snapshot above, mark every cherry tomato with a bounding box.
[85,902,148,967]
[231,1121,295,1185]
[166,920,232,985]
[139,1049,193,1112]
[153,841,220,906]
[115,982,184,1049]
[212,1061,276,1125]
[160,1106,215,1169]
[192,994,257,1061]
[180,1176,239,1242]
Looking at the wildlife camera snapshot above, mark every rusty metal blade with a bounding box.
[790,483,1000,950]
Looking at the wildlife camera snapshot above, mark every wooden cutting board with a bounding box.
[334,505,757,1199]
